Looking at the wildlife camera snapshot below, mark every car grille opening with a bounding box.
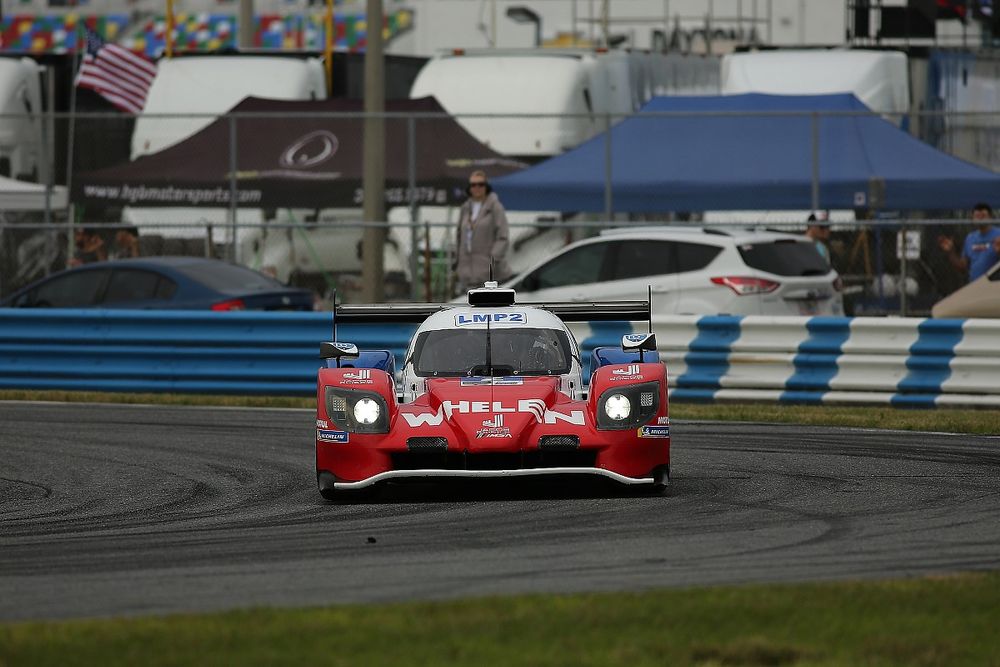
[407,437,448,451]
[390,449,597,471]
[538,435,580,450]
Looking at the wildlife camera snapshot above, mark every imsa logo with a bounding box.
[342,369,374,385]
[611,364,643,381]
[476,414,512,439]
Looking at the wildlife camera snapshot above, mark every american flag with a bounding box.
[75,27,157,114]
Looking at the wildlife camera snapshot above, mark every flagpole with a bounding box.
[166,0,175,58]
[65,20,83,264]
[324,0,334,95]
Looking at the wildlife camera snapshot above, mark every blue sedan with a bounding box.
[0,257,315,311]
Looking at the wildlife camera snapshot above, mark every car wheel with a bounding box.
[649,464,670,496]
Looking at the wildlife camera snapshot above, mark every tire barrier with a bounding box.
[1,310,996,406]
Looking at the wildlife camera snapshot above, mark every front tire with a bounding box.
[649,464,671,496]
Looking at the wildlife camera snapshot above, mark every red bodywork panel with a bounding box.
[316,363,670,484]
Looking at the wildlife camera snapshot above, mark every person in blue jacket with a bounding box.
[937,203,1000,282]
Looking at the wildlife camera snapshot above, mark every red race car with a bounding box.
[315,284,670,499]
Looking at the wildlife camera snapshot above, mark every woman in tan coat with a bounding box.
[455,170,513,294]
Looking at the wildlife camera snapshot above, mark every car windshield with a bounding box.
[738,240,830,276]
[411,327,573,377]
[173,262,285,292]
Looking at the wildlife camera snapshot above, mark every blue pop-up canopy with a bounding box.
[493,93,1000,212]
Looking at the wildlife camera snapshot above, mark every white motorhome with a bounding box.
[0,58,49,183]
[721,49,910,118]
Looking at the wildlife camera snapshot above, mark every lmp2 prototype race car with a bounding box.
[315,283,670,499]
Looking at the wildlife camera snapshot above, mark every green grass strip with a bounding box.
[2,390,997,435]
[1,573,998,666]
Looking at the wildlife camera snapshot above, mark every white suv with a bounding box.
[504,226,844,316]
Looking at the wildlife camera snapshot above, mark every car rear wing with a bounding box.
[333,301,651,324]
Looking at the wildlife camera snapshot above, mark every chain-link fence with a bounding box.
[3,216,993,316]
[1,107,998,313]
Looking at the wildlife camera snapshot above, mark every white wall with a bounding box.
[390,0,846,56]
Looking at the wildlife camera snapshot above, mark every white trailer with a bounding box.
[0,58,49,183]
[125,55,327,247]
[132,55,326,158]
[721,48,910,118]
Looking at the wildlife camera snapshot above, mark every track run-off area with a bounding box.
[1,402,998,622]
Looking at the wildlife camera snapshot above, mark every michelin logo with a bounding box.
[317,429,350,443]
[638,425,670,438]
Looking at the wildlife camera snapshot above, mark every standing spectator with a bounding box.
[454,170,512,294]
[68,227,107,267]
[110,226,140,260]
[805,212,832,266]
[937,203,1000,283]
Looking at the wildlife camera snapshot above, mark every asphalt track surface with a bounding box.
[1,402,998,622]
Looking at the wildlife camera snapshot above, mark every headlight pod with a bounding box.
[325,386,389,434]
[604,394,632,421]
[596,381,660,430]
[353,397,381,425]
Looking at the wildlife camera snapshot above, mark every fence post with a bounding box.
[408,116,419,301]
[228,114,238,263]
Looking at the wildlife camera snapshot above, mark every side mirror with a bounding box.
[622,333,656,352]
[320,341,360,365]
[622,333,656,362]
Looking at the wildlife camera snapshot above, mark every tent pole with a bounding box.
[810,112,819,212]
[408,115,419,301]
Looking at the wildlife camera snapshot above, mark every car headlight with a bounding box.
[324,386,389,434]
[596,381,660,431]
[604,394,632,421]
[353,397,381,425]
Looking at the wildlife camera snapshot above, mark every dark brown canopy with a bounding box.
[73,96,527,208]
